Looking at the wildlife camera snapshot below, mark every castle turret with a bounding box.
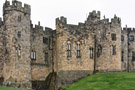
[87,10,100,22]
[3,0,32,88]
[3,0,31,15]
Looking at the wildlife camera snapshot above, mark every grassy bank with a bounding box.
[63,72,135,90]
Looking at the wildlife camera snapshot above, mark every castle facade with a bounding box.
[0,0,134,90]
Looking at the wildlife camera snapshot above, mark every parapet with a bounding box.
[56,16,67,25]
[123,27,135,33]
[87,10,100,21]
[111,14,121,24]
[3,0,31,15]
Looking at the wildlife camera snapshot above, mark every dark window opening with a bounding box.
[130,35,134,41]
[121,35,124,41]
[76,44,81,58]
[121,51,124,61]
[31,51,36,60]
[112,45,116,55]
[45,53,48,64]
[90,47,93,59]
[132,51,135,62]
[97,45,102,57]
[43,37,48,44]
[67,44,71,58]
[18,16,21,22]
[17,31,21,38]
[111,33,116,41]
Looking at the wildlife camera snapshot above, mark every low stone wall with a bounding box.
[56,70,93,89]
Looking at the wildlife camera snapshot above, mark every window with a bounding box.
[121,35,124,41]
[49,37,52,50]
[45,53,48,64]
[90,47,93,59]
[97,45,102,57]
[31,51,36,60]
[132,51,135,61]
[130,35,134,41]
[111,33,116,41]
[18,47,21,56]
[121,51,124,61]
[18,16,21,22]
[67,43,71,58]
[112,45,116,55]
[76,44,81,58]
[43,37,48,44]
[17,31,21,38]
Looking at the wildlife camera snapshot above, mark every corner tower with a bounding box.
[3,0,31,88]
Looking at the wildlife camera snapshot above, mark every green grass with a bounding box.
[0,87,26,90]
[63,72,135,90]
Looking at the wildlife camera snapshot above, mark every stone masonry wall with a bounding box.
[55,16,95,88]
[30,24,53,81]
[3,1,32,88]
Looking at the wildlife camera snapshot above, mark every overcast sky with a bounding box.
[0,0,135,29]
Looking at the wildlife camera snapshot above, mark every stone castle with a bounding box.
[0,0,134,90]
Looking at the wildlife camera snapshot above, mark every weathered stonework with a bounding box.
[0,0,134,90]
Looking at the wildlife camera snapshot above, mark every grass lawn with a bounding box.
[0,87,27,90]
[63,72,135,90]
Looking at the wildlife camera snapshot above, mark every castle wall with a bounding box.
[121,29,128,71]
[85,11,122,72]
[95,18,122,72]
[2,1,32,88]
[55,17,95,88]
[0,19,4,77]
[121,28,135,72]
[30,25,53,81]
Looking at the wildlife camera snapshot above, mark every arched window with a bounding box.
[31,50,36,60]
[90,47,94,59]
[67,41,71,58]
[112,45,116,55]
[18,47,21,56]
[76,42,81,58]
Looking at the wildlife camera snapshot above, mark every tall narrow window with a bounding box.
[31,51,36,60]
[43,37,48,44]
[112,45,116,55]
[111,33,116,41]
[132,51,135,61]
[90,47,93,59]
[130,35,134,41]
[18,16,21,22]
[18,47,21,56]
[45,53,48,64]
[121,51,124,61]
[121,35,124,41]
[67,43,71,58]
[17,31,21,38]
[76,44,81,58]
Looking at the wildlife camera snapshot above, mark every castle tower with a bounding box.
[2,0,31,88]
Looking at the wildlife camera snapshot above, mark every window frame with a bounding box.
[31,51,36,60]
[111,33,116,41]
[45,53,48,64]
[67,43,71,58]
[112,45,116,55]
[76,43,81,58]
[90,47,94,59]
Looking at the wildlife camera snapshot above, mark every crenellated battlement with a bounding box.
[32,21,53,35]
[123,27,135,32]
[87,10,100,21]
[110,14,121,24]
[3,0,31,15]
[56,16,67,25]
